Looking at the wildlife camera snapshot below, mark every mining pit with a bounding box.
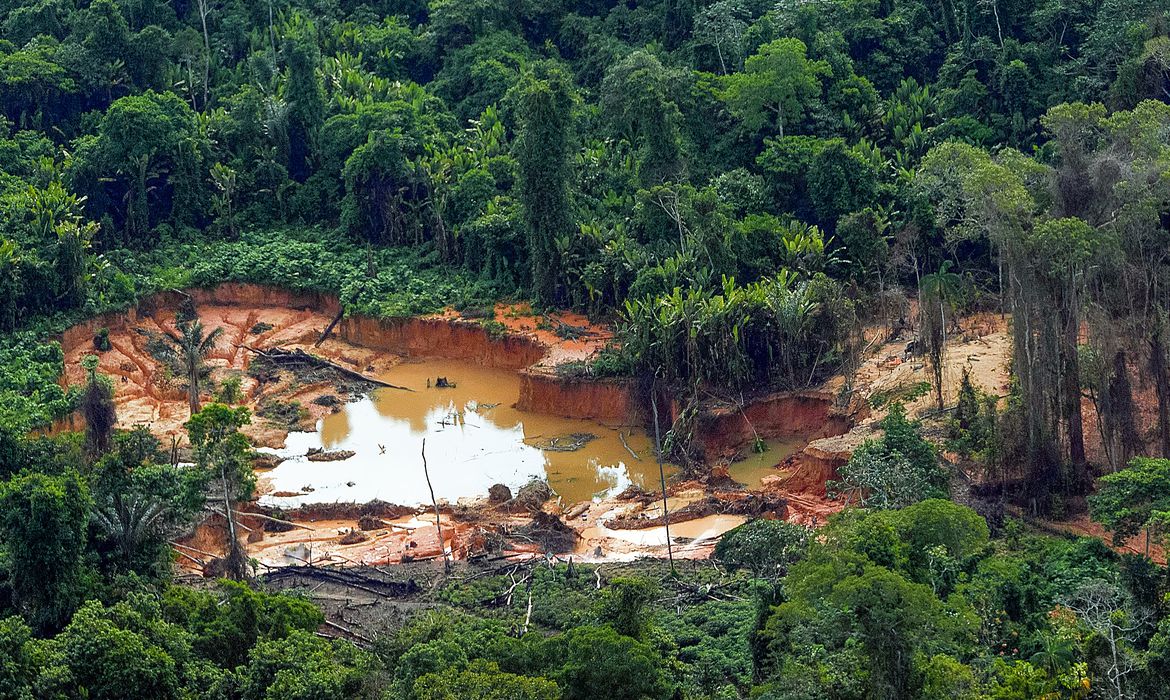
[55,283,918,574]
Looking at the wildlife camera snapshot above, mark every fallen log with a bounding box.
[264,565,421,597]
[315,309,345,347]
[172,549,206,568]
[548,316,597,341]
[170,541,219,559]
[564,501,591,520]
[321,619,376,646]
[618,431,641,461]
[234,509,316,531]
[239,345,412,391]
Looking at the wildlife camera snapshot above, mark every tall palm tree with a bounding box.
[146,319,223,416]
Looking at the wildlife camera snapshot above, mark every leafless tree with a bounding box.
[1063,579,1151,700]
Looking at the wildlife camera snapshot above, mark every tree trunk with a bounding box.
[188,380,200,417]
[651,386,675,575]
[1151,325,1170,457]
[221,464,246,579]
[421,439,450,573]
[1064,320,1086,469]
[198,0,212,110]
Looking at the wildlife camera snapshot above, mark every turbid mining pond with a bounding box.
[259,358,674,507]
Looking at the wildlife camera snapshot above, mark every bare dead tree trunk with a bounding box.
[1152,323,1170,457]
[651,383,675,575]
[315,309,344,347]
[221,463,247,579]
[421,438,450,573]
[197,0,212,110]
[1063,297,1087,476]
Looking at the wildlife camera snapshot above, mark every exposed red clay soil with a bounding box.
[743,312,1012,525]
[516,372,640,423]
[698,390,857,459]
[167,297,1170,570]
[175,480,786,574]
[60,283,855,460]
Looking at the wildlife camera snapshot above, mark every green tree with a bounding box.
[415,660,559,700]
[0,615,40,698]
[920,261,963,411]
[80,355,116,459]
[0,240,21,332]
[596,576,658,639]
[186,404,254,580]
[835,208,890,287]
[209,163,239,238]
[238,629,371,700]
[162,581,323,669]
[1023,216,1116,475]
[830,404,946,508]
[546,626,668,700]
[69,90,202,244]
[340,131,418,245]
[693,0,747,74]
[806,140,878,227]
[600,51,685,186]
[49,599,182,700]
[90,429,207,575]
[282,14,326,182]
[0,470,92,633]
[1089,457,1170,553]
[714,518,809,579]
[147,320,223,417]
[0,48,76,129]
[724,38,826,138]
[514,63,575,306]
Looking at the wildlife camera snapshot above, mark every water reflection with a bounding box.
[260,359,673,507]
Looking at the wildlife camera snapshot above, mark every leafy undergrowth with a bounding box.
[116,228,503,319]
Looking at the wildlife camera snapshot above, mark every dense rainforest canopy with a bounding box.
[3,0,1170,697]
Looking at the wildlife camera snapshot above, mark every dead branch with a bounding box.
[170,540,218,559]
[238,345,412,391]
[522,592,533,634]
[234,509,316,531]
[315,309,345,347]
[211,508,253,532]
[618,431,641,461]
[172,549,206,567]
[321,618,376,646]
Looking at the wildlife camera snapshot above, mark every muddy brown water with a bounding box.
[727,437,803,486]
[259,359,676,507]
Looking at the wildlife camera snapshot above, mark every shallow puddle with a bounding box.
[579,513,748,558]
[726,437,803,487]
[259,359,674,507]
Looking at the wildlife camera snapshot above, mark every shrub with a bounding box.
[829,403,947,509]
[714,519,809,578]
[93,328,112,352]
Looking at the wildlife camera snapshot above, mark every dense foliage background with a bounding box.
[3,0,1170,697]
